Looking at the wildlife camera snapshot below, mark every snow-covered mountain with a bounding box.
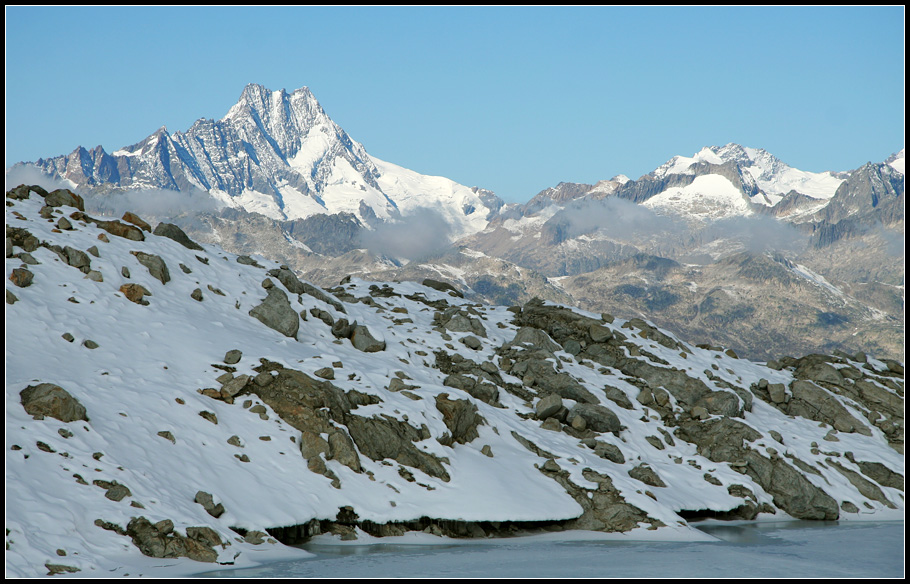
[6,184,904,577]
[22,84,503,240]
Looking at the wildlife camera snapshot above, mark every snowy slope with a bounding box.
[5,185,905,577]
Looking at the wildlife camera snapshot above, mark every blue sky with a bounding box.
[5,6,904,202]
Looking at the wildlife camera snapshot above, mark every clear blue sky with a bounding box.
[5,6,904,203]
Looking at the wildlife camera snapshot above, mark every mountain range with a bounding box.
[9,84,905,362]
[5,183,904,576]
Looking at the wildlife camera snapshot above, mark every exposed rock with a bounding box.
[9,267,33,287]
[536,394,563,420]
[89,218,145,241]
[422,278,464,297]
[93,479,132,501]
[153,223,203,250]
[224,350,243,365]
[194,491,225,518]
[44,189,85,211]
[122,516,220,563]
[20,383,88,422]
[435,393,483,446]
[130,251,170,285]
[593,441,625,464]
[787,380,870,435]
[628,464,667,488]
[63,246,91,272]
[237,254,263,267]
[121,212,151,232]
[676,418,839,520]
[350,325,385,352]
[314,367,335,380]
[249,287,300,339]
[567,403,622,434]
[119,283,152,305]
[191,288,203,301]
[267,266,346,313]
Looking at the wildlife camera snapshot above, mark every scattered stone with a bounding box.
[93,479,132,501]
[628,464,667,488]
[119,283,152,305]
[314,367,335,380]
[62,332,74,342]
[130,251,170,285]
[198,411,218,424]
[82,339,99,349]
[227,435,243,447]
[85,270,103,282]
[6,289,18,304]
[190,287,204,301]
[56,217,73,230]
[157,431,176,444]
[194,491,225,518]
[224,350,243,365]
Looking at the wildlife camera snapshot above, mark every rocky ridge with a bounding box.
[6,184,904,577]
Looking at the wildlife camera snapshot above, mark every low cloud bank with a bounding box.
[358,208,453,262]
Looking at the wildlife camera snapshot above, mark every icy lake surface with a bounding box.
[200,521,904,578]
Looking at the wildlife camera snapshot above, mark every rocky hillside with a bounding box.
[6,184,904,577]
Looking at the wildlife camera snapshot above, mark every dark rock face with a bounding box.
[435,393,483,446]
[676,418,839,520]
[20,383,88,422]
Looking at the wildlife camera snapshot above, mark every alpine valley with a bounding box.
[5,84,905,576]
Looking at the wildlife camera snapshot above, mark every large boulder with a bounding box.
[249,288,300,339]
[567,403,622,434]
[44,189,85,211]
[153,223,203,250]
[20,383,88,422]
[350,325,385,352]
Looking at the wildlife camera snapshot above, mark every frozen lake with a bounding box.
[200,521,904,578]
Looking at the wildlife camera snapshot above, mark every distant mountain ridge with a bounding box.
[23,84,503,240]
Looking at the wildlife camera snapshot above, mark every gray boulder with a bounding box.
[130,251,171,285]
[568,403,621,434]
[351,325,385,352]
[249,288,300,339]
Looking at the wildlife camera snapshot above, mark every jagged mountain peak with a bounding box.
[18,84,503,238]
